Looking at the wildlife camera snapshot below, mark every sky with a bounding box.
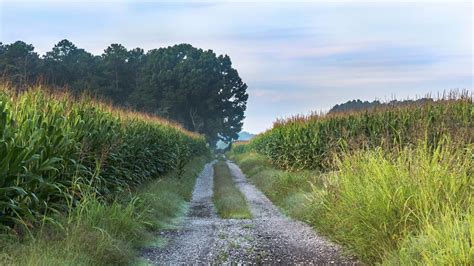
[1,0,472,133]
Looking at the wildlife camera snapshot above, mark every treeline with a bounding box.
[0,40,248,144]
[328,98,434,114]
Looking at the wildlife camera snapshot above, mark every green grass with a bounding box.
[228,152,314,221]
[228,142,473,264]
[212,161,252,219]
[0,156,208,265]
[306,142,473,264]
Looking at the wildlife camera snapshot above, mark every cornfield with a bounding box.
[0,84,208,230]
[245,91,473,170]
[229,91,473,263]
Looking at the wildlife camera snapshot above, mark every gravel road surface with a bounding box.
[142,160,357,264]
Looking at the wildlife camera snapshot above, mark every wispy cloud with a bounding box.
[1,1,471,133]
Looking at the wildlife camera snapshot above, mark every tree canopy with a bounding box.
[0,40,248,145]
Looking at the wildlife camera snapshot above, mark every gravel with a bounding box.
[142,160,358,265]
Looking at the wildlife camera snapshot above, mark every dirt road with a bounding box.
[142,160,356,264]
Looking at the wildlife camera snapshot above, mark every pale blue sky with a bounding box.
[1,0,472,133]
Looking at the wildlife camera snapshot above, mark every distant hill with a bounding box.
[328,98,434,114]
[216,131,255,149]
[237,131,256,141]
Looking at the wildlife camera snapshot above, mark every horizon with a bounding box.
[1,0,472,133]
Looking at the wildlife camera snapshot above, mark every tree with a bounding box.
[127,48,145,104]
[43,39,100,93]
[101,44,132,104]
[43,39,78,87]
[217,55,248,143]
[136,44,248,144]
[0,41,40,87]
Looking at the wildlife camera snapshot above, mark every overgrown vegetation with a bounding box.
[213,160,251,219]
[0,156,208,265]
[229,94,473,264]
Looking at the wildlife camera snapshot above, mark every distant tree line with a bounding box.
[0,40,248,145]
[329,98,434,114]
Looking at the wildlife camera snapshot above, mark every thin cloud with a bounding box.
[1,1,471,133]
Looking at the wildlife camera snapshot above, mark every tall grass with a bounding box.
[229,143,473,264]
[305,141,473,263]
[0,83,208,231]
[229,92,473,264]
[0,156,208,265]
[213,160,251,219]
